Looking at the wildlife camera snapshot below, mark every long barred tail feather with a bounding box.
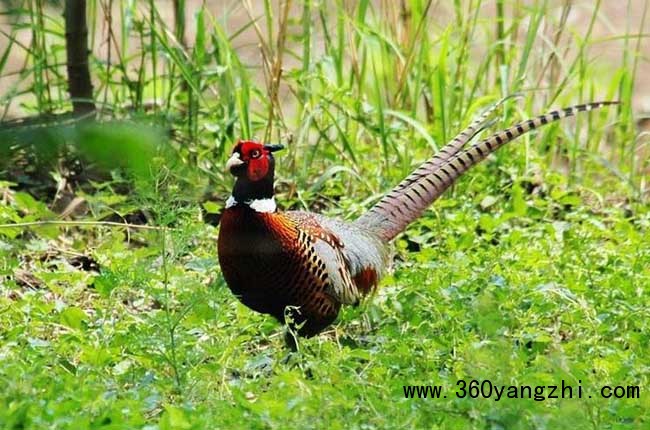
[382,94,520,199]
[356,101,618,241]
[356,96,516,232]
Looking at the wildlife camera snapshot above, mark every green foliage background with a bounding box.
[0,0,648,429]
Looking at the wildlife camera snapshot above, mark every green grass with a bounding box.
[1,176,648,429]
[0,0,649,429]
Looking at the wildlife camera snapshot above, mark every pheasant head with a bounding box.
[225,140,284,212]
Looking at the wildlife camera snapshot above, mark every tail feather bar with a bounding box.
[356,101,619,241]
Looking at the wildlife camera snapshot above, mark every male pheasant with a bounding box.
[217,100,616,338]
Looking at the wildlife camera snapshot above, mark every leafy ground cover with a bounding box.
[1,168,648,429]
[0,1,648,429]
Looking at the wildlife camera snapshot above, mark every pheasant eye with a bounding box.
[250,149,261,159]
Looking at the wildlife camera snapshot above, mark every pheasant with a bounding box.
[217,100,616,338]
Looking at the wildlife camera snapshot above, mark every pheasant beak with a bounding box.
[225,152,245,172]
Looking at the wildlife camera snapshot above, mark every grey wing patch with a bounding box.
[312,237,362,305]
[312,214,390,280]
[289,210,390,304]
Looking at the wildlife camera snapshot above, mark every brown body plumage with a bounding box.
[217,101,617,338]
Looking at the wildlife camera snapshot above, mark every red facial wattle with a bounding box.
[247,156,269,181]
